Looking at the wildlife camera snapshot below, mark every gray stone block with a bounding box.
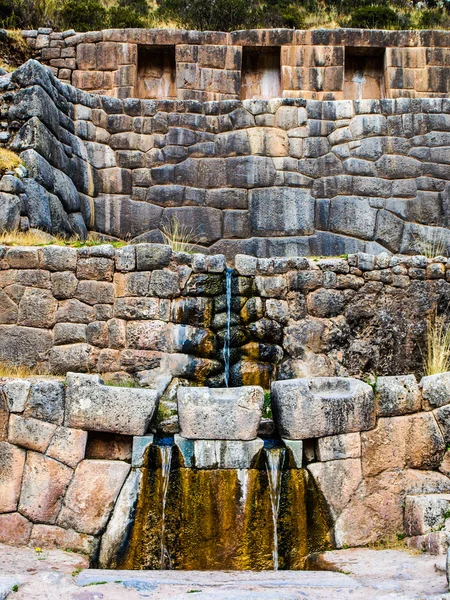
[0,193,20,231]
[249,187,315,237]
[65,372,158,435]
[376,375,422,417]
[22,178,52,231]
[177,386,264,440]
[271,377,375,440]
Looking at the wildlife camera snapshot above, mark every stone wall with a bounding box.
[21,28,450,101]
[1,369,450,560]
[1,244,450,387]
[2,60,450,257]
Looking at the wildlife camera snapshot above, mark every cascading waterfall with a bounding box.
[223,266,233,387]
[265,446,286,571]
[158,444,173,569]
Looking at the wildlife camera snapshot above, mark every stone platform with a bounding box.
[0,543,448,599]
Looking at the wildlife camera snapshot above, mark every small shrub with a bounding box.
[0,149,21,174]
[58,0,108,32]
[157,0,258,32]
[349,5,399,28]
[423,312,450,376]
[263,391,273,419]
[108,5,145,28]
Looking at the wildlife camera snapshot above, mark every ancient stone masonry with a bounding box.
[1,244,450,386]
[21,28,450,101]
[1,369,450,560]
[2,59,450,255]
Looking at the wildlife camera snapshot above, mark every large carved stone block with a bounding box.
[271,377,375,440]
[65,372,158,435]
[177,386,264,440]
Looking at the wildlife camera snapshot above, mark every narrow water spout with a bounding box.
[265,446,285,570]
[223,267,233,387]
[158,444,172,569]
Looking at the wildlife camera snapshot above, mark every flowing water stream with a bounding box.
[265,446,286,570]
[223,267,233,387]
[158,444,173,569]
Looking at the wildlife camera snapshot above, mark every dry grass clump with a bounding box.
[415,228,450,259]
[0,149,21,174]
[0,361,49,379]
[423,312,450,376]
[0,229,59,246]
[161,217,199,254]
[0,229,127,248]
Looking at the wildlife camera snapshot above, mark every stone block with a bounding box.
[135,244,171,271]
[422,372,450,409]
[17,288,57,328]
[329,196,377,240]
[8,414,56,452]
[46,426,87,468]
[375,375,422,416]
[177,386,264,440]
[405,493,450,537]
[271,377,375,440]
[54,322,87,345]
[65,372,158,435]
[174,436,264,469]
[19,451,73,523]
[249,187,315,237]
[361,413,445,478]
[57,459,130,535]
[0,442,25,512]
[131,435,154,467]
[98,468,142,568]
[316,432,361,462]
[0,512,32,545]
[0,290,18,324]
[0,326,53,368]
[0,193,20,231]
[76,280,115,305]
[77,257,114,282]
[308,458,362,519]
[30,524,97,555]
[24,380,65,424]
[49,343,92,374]
[3,380,31,413]
[40,246,77,271]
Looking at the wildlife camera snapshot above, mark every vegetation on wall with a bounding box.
[1,0,450,32]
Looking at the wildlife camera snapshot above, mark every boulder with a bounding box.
[271,377,374,440]
[64,372,158,435]
[57,459,130,535]
[177,386,264,440]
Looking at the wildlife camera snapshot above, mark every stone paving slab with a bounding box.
[1,543,449,600]
[0,577,22,600]
[76,569,360,588]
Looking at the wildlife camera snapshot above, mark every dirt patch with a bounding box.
[0,30,32,71]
